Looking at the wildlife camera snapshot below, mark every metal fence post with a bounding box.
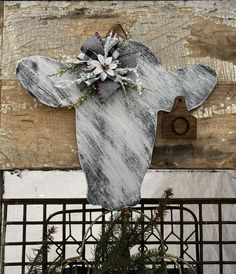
[0,171,5,273]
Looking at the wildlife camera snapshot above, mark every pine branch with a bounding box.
[27,226,57,274]
[156,188,174,222]
[48,64,79,77]
[67,88,97,108]
[92,189,174,274]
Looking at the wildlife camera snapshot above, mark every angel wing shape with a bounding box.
[16,38,217,210]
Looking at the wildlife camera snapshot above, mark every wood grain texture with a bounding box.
[1,1,236,171]
[153,82,236,169]
[15,42,216,209]
[161,96,197,139]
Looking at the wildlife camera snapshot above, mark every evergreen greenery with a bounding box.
[27,226,61,274]
[27,188,196,274]
[92,188,173,274]
[48,64,79,77]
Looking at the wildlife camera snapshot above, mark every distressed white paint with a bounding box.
[0,99,39,113]
[16,39,217,210]
[192,103,236,118]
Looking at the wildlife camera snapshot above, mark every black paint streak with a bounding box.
[199,64,217,77]
[16,36,217,211]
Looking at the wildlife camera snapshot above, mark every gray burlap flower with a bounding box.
[55,32,142,103]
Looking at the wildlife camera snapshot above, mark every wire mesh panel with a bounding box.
[1,198,236,274]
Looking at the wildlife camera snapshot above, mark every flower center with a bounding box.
[101,64,109,71]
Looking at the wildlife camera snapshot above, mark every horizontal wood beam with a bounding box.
[1,1,236,170]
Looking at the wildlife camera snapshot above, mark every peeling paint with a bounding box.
[0,99,39,113]
[192,103,236,118]
[1,1,236,170]
[5,1,70,9]
[0,129,15,140]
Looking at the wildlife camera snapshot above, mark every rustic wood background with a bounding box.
[0,1,235,170]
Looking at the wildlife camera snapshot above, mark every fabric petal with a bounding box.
[106,68,115,76]
[93,66,103,75]
[109,63,118,69]
[105,57,112,65]
[98,54,105,65]
[89,60,101,67]
[100,71,107,81]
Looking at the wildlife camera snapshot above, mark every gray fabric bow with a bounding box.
[77,33,138,102]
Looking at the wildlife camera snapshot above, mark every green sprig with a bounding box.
[27,226,60,274]
[68,88,97,108]
[48,64,79,77]
[93,188,174,274]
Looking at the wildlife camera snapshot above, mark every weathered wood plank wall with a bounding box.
[0,1,236,170]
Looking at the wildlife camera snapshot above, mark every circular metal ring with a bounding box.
[171,117,190,136]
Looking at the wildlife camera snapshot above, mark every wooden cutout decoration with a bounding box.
[16,26,217,210]
[161,96,197,139]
